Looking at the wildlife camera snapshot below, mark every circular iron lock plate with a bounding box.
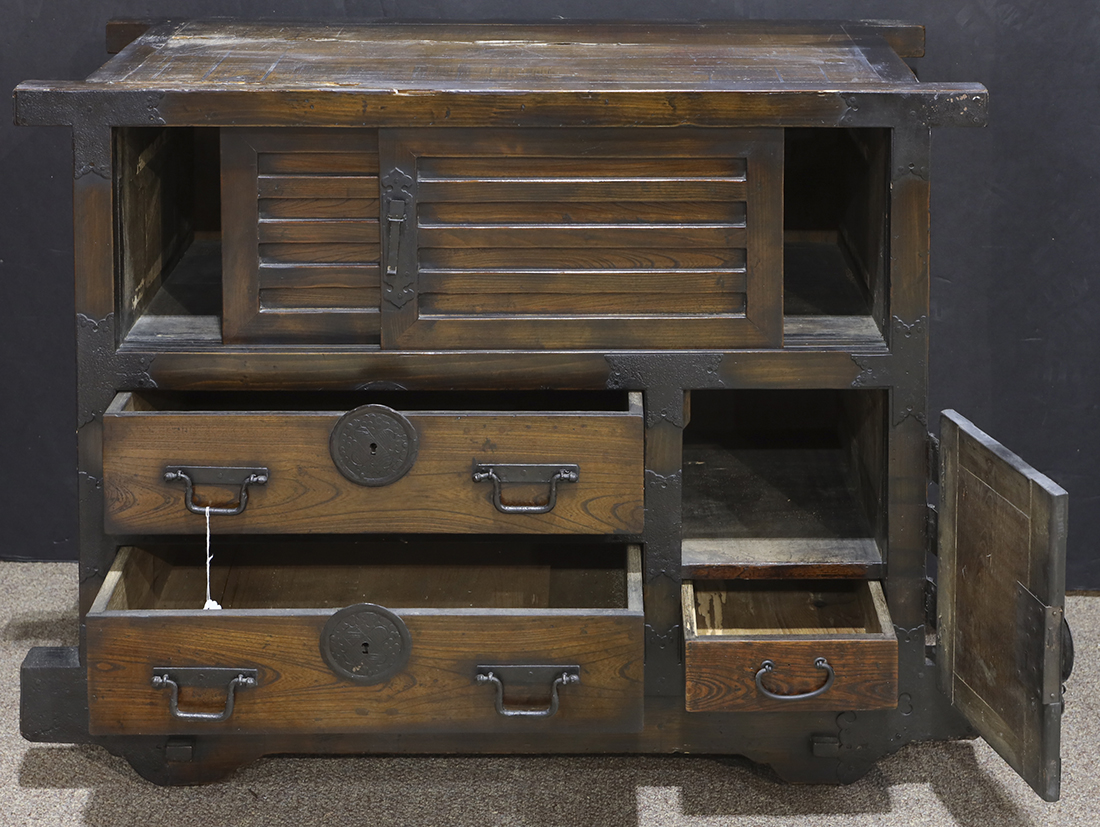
[329,404,419,486]
[320,603,412,685]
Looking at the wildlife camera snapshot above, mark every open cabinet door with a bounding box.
[937,410,1068,801]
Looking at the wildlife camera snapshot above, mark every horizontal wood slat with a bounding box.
[258,152,380,175]
[419,200,747,225]
[417,156,747,179]
[258,265,379,290]
[417,178,747,202]
[421,292,745,315]
[417,269,747,294]
[257,219,379,244]
[420,247,746,270]
[260,197,380,219]
[259,287,381,310]
[258,175,379,199]
[259,242,380,264]
[417,225,746,249]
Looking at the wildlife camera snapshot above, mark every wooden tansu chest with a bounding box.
[15,19,1072,799]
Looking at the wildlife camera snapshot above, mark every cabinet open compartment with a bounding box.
[681,389,886,579]
[783,128,890,349]
[86,540,644,735]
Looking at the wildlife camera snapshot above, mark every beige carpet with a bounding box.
[1,561,1096,826]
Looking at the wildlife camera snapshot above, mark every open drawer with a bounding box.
[86,541,644,735]
[102,390,643,535]
[682,579,897,712]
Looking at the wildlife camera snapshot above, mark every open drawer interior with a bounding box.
[92,540,641,612]
[682,579,897,712]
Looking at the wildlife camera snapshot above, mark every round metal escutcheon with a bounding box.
[329,404,419,486]
[320,603,412,685]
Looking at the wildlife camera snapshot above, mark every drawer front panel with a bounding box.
[103,395,644,535]
[682,581,897,712]
[87,610,644,736]
[380,127,783,350]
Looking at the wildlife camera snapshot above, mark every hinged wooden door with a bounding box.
[377,128,783,350]
[937,410,1068,801]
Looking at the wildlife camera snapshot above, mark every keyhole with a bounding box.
[361,641,370,655]
[370,443,378,455]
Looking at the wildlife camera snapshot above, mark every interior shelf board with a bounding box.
[682,537,883,580]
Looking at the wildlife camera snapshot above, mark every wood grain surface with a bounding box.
[102,393,644,534]
[683,580,897,712]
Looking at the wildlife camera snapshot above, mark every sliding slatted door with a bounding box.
[222,128,382,343]
[379,128,783,350]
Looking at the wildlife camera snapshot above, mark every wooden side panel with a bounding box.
[938,410,1068,801]
[380,127,783,350]
[87,610,644,735]
[221,128,382,343]
[103,406,644,534]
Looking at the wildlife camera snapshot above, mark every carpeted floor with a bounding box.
[1,561,1095,826]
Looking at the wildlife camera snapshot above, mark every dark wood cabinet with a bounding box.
[15,19,1070,800]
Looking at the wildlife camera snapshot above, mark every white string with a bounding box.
[203,505,222,610]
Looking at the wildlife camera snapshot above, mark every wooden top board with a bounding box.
[14,20,987,128]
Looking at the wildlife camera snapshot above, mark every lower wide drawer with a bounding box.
[682,579,897,712]
[87,542,644,735]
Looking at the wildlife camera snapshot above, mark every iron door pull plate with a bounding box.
[163,466,270,516]
[475,664,581,717]
[151,667,259,722]
[755,658,835,701]
[472,463,580,514]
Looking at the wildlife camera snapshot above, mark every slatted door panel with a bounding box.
[379,128,783,349]
[222,128,382,343]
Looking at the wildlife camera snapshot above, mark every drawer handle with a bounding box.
[755,658,835,701]
[151,667,258,722]
[163,466,269,516]
[472,463,579,514]
[475,665,580,718]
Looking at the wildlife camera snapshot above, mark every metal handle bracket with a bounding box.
[755,657,835,701]
[151,667,259,722]
[472,463,579,514]
[163,466,269,516]
[475,664,580,718]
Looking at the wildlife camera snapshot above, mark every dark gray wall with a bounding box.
[3,2,1098,587]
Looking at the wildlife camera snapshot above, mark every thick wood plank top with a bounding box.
[89,21,918,92]
[14,21,986,128]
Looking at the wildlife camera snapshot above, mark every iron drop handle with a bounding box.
[472,463,579,515]
[163,466,269,516]
[475,665,580,717]
[755,657,835,701]
[151,667,258,722]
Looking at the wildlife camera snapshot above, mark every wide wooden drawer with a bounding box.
[682,579,897,712]
[87,542,644,736]
[103,391,643,534]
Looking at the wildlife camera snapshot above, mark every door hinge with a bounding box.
[923,577,937,629]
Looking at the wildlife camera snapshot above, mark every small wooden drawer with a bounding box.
[682,580,897,712]
[87,542,644,736]
[102,391,643,535]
